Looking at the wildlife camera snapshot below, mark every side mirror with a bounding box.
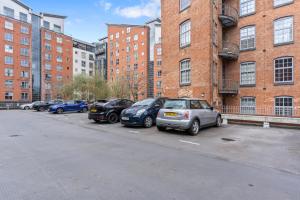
[210,107,214,111]
[154,104,161,108]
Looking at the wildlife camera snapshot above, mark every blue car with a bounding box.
[120,98,167,128]
[48,100,88,114]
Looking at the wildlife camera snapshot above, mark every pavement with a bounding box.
[0,110,299,200]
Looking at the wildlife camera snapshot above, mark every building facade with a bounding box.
[154,43,162,97]
[73,38,95,77]
[95,37,108,79]
[0,0,74,103]
[162,0,300,116]
[0,0,32,103]
[107,24,150,100]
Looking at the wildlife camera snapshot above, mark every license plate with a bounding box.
[122,117,129,121]
[164,112,178,117]
[91,109,97,113]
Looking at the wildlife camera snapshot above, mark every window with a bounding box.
[134,34,138,41]
[81,52,86,59]
[45,54,52,61]
[157,70,162,77]
[4,7,14,18]
[56,56,62,62]
[157,48,162,55]
[5,92,13,100]
[5,80,13,87]
[21,82,29,89]
[240,26,256,50]
[45,32,51,40]
[157,59,162,66]
[5,44,13,53]
[180,20,191,48]
[5,33,13,42]
[21,93,28,100]
[21,71,29,78]
[82,61,86,67]
[45,63,51,70]
[45,43,51,51]
[21,60,29,67]
[157,81,162,89]
[21,37,29,45]
[57,37,63,43]
[134,44,138,51]
[19,12,28,22]
[5,21,13,30]
[240,97,256,114]
[45,83,51,90]
[43,21,50,29]
[240,0,255,16]
[20,48,29,56]
[89,54,94,61]
[180,59,191,84]
[56,46,62,53]
[5,56,13,65]
[240,62,256,85]
[57,75,63,81]
[5,68,13,76]
[275,97,293,116]
[274,0,293,7]
[190,100,202,109]
[56,65,63,71]
[126,37,131,43]
[54,24,61,32]
[126,27,131,33]
[274,57,293,83]
[116,32,119,38]
[180,0,191,11]
[274,17,293,45]
[21,26,29,34]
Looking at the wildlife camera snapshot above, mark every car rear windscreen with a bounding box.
[164,100,187,109]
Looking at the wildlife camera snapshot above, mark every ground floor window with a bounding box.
[275,96,293,116]
[21,93,28,100]
[180,59,191,85]
[5,92,13,100]
[240,97,256,114]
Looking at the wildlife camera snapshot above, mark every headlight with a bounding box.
[135,109,146,116]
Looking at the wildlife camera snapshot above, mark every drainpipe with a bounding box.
[210,0,215,106]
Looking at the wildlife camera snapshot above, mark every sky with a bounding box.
[21,0,161,43]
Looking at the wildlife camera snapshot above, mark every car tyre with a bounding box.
[157,126,166,132]
[188,120,200,136]
[39,107,45,112]
[82,107,88,113]
[56,108,64,114]
[144,116,153,128]
[93,119,100,123]
[216,115,222,127]
[24,106,30,110]
[108,113,119,124]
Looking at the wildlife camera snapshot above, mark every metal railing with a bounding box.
[220,4,239,23]
[0,101,30,110]
[222,106,300,118]
[219,79,239,94]
[219,42,240,59]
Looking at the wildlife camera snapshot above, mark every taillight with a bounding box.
[183,111,189,120]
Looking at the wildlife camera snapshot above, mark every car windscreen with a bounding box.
[163,100,187,109]
[133,99,155,107]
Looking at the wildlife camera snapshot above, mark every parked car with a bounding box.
[156,99,222,136]
[120,98,168,128]
[20,101,44,110]
[33,100,64,112]
[88,99,134,123]
[48,100,88,114]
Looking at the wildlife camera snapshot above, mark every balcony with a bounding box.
[219,42,239,60]
[219,79,239,95]
[219,4,238,28]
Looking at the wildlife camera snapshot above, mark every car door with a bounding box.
[65,101,75,112]
[200,100,217,124]
[191,100,209,126]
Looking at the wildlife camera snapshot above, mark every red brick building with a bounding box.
[153,43,162,97]
[161,0,300,116]
[41,28,73,101]
[107,24,150,100]
[0,1,32,103]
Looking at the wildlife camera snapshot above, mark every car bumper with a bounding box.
[120,116,144,126]
[88,113,107,121]
[156,118,191,130]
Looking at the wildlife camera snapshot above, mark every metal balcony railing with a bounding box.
[219,42,239,60]
[219,4,238,28]
[219,79,239,94]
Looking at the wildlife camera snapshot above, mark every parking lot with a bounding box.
[0,110,300,200]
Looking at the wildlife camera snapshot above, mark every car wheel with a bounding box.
[39,107,45,112]
[56,108,64,114]
[157,126,166,132]
[188,120,200,136]
[82,107,88,113]
[108,113,119,124]
[93,119,100,123]
[24,106,30,110]
[144,116,153,128]
[216,115,222,127]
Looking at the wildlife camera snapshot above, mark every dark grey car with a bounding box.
[156,99,222,135]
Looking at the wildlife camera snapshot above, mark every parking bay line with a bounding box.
[179,140,200,146]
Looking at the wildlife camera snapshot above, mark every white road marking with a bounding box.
[179,140,200,146]
[129,130,140,134]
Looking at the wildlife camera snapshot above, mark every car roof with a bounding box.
[167,98,205,101]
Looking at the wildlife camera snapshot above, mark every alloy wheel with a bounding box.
[144,116,153,128]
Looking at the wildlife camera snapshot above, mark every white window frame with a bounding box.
[5,33,13,42]
[274,16,293,45]
[275,96,294,116]
[274,57,293,84]
[5,21,14,30]
[180,59,191,85]
[240,62,256,85]
[5,56,13,65]
[240,97,256,114]
[240,26,256,50]
[5,44,13,53]
[240,0,256,16]
[180,20,191,48]
[5,68,14,77]
[274,0,293,7]
[180,0,191,11]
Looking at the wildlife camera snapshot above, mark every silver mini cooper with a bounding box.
[156,99,222,135]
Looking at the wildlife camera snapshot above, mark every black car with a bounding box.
[120,98,168,128]
[33,100,64,112]
[88,99,134,123]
